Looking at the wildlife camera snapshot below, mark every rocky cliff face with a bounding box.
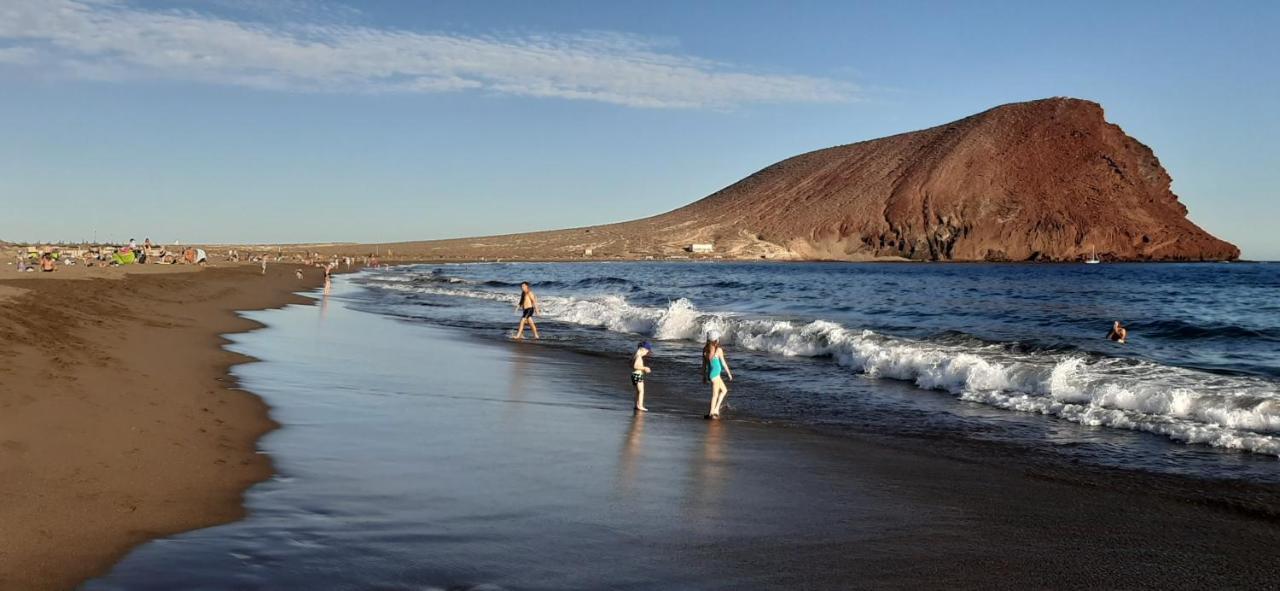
[372,97,1237,262]
[647,97,1238,261]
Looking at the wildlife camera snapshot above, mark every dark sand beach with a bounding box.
[0,263,326,590]
[2,3,1272,589]
[82,281,1280,590]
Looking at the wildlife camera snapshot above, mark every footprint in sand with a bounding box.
[1,440,29,453]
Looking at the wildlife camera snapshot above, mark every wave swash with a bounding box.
[364,273,1280,457]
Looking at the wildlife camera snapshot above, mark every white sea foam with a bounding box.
[365,279,1280,456]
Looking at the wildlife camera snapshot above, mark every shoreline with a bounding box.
[84,295,1280,589]
[344,257,1258,268]
[376,263,1280,513]
[5,261,1276,588]
[451,327,1280,520]
[0,263,327,590]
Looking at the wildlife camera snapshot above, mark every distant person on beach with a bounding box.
[514,282,541,339]
[1107,321,1128,344]
[39,253,56,272]
[183,248,207,265]
[631,342,653,411]
[702,331,733,419]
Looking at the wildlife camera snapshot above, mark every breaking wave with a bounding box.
[362,279,1280,457]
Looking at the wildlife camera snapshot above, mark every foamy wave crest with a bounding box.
[360,279,722,337]
[364,279,1280,456]
[712,318,1280,455]
[368,282,512,303]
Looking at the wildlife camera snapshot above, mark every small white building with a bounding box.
[688,243,714,254]
[583,248,594,257]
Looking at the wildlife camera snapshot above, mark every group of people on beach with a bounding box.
[512,281,1136,420]
[513,282,734,419]
[512,281,1134,419]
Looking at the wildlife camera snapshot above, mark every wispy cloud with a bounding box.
[0,45,36,64]
[0,0,858,109]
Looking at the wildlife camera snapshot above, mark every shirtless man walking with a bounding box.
[514,282,541,339]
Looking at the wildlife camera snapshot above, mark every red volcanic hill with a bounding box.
[376,97,1239,262]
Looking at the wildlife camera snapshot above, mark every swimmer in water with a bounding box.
[631,341,652,411]
[1107,320,1128,344]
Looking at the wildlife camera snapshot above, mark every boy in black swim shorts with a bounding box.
[631,341,652,411]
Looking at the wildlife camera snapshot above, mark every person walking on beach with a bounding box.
[322,262,336,292]
[631,342,653,411]
[514,282,541,339]
[702,331,733,419]
[1107,320,1128,344]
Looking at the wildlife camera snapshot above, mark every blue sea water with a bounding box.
[354,261,1280,481]
[84,264,1280,590]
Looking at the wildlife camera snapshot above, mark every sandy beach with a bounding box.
[5,0,1278,587]
[0,262,326,590]
[79,280,1280,589]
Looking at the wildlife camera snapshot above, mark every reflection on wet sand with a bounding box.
[615,411,646,498]
[502,344,535,424]
[685,420,728,521]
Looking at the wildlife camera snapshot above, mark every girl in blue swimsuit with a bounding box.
[702,331,733,419]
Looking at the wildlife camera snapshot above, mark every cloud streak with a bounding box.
[0,0,857,109]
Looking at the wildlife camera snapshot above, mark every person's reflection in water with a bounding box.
[615,411,646,499]
[502,344,535,425]
[685,419,728,522]
[318,287,330,321]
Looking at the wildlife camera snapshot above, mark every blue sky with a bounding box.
[1,0,1277,258]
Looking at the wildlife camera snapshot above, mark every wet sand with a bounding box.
[84,287,1280,590]
[0,263,326,590]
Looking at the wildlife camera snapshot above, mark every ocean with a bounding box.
[354,261,1280,481]
[84,263,1280,590]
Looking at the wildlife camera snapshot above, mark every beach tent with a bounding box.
[111,251,137,265]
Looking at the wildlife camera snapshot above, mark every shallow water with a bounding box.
[85,281,937,590]
[353,261,1280,480]
[84,272,1280,589]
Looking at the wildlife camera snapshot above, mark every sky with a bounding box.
[0,0,1277,259]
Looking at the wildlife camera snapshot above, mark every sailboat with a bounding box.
[1085,247,1101,264]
